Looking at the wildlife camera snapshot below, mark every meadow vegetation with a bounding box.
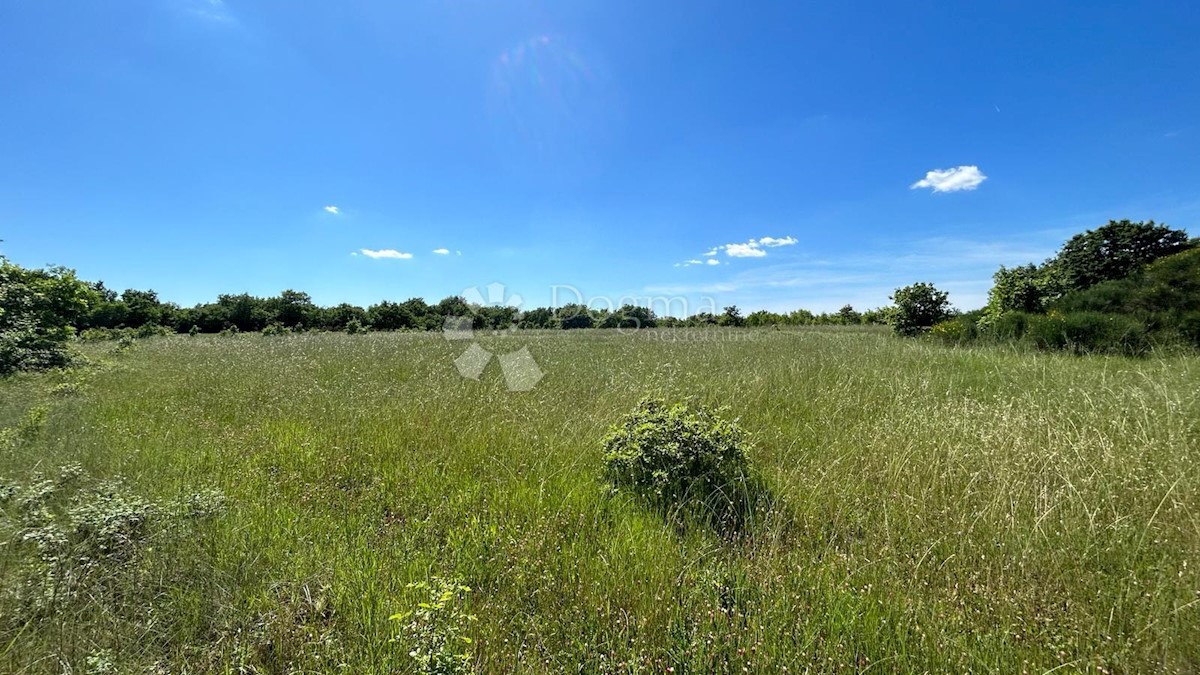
[2,329,1198,672]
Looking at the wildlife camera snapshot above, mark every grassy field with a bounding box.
[2,328,1198,673]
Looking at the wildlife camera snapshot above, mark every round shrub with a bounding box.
[602,397,764,532]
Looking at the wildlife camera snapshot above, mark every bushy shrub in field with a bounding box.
[134,323,171,339]
[602,397,765,532]
[344,318,366,334]
[889,282,951,336]
[1,258,98,375]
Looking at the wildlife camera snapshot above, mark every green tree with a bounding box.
[984,263,1065,319]
[435,296,472,319]
[837,304,861,325]
[1,257,99,374]
[788,309,815,325]
[367,301,413,331]
[322,303,368,331]
[217,294,270,332]
[556,304,594,329]
[121,289,165,327]
[518,307,555,329]
[890,282,951,336]
[745,310,784,327]
[600,304,656,329]
[269,290,317,328]
[717,305,744,327]
[1051,219,1192,292]
[474,305,518,330]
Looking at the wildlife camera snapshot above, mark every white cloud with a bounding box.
[324,205,340,215]
[359,248,413,260]
[911,165,987,193]
[677,235,797,267]
[724,242,768,258]
[758,236,797,247]
[432,248,450,255]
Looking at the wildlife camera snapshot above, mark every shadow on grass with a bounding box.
[617,471,777,541]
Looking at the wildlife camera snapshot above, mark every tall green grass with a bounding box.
[2,329,1198,672]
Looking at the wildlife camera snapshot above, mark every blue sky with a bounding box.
[2,1,1198,314]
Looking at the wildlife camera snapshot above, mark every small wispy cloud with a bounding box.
[911,165,987,193]
[718,236,798,258]
[675,258,727,267]
[324,205,340,215]
[358,248,413,260]
[432,248,450,255]
[758,236,797,247]
[677,235,797,267]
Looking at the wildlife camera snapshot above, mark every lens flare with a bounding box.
[487,34,619,171]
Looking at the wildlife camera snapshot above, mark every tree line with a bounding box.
[2,255,890,374]
[73,288,890,335]
[4,218,1194,375]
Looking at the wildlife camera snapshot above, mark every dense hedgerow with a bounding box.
[602,397,768,533]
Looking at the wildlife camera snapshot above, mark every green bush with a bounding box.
[889,282,951,336]
[344,319,366,334]
[929,316,976,344]
[1069,312,1148,355]
[1175,311,1200,348]
[1023,312,1150,355]
[1022,313,1068,351]
[984,311,1030,341]
[1,258,99,376]
[602,397,766,533]
[134,323,171,339]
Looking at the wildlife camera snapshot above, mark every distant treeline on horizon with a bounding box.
[73,285,888,336]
